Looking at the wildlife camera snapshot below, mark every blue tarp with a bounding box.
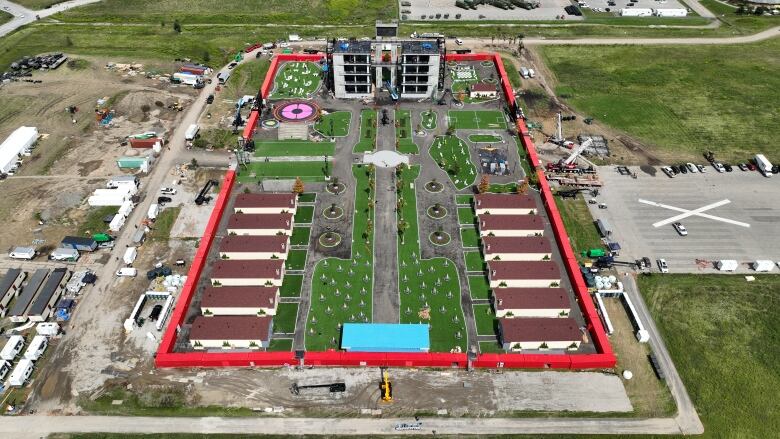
[341,323,430,352]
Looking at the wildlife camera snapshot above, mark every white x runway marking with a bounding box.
[638,198,751,228]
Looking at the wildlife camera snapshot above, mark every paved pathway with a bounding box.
[0,0,101,37]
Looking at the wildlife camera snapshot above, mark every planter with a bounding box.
[318,232,342,248]
[322,206,344,220]
[428,231,452,246]
[426,205,448,220]
[326,182,346,195]
[424,180,443,193]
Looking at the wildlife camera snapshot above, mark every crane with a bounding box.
[562,138,593,166]
[380,368,393,403]
[551,112,564,144]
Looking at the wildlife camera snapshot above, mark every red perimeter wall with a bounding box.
[156,52,615,369]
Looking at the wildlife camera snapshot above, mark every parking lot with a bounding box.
[401,0,583,22]
[590,166,780,273]
[584,0,687,14]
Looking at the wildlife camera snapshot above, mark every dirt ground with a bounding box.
[0,55,197,252]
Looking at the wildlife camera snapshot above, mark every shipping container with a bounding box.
[61,236,97,252]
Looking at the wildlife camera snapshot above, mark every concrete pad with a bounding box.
[363,150,409,168]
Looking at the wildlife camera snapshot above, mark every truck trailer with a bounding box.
[172,72,203,87]
[185,124,200,141]
[754,154,773,177]
[8,247,36,260]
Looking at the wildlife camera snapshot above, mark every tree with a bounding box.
[292,177,305,194]
[517,180,529,195]
[190,158,199,168]
[478,175,490,194]
[65,36,73,47]
[203,50,210,63]
[173,20,182,33]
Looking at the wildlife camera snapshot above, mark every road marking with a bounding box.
[638,198,750,228]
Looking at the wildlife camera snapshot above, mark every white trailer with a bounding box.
[752,260,775,272]
[50,248,80,262]
[754,154,773,177]
[172,72,202,86]
[620,8,653,16]
[185,124,200,141]
[36,322,61,337]
[654,8,688,17]
[0,126,38,174]
[109,214,126,232]
[116,267,137,277]
[23,335,48,361]
[147,203,160,221]
[106,175,139,189]
[123,247,138,265]
[8,247,36,260]
[7,358,34,387]
[716,260,739,272]
[0,335,25,361]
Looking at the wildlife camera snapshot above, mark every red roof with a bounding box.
[488,261,560,280]
[211,259,284,279]
[483,236,551,254]
[499,317,581,342]
[478,214,544,231]
[493,288,569,310]
[234,193,296,210]
[219,235,288,253]
[201,286,278,309]
[227,213,293,230]
[475,193,536,210]
[190,315,271,341]
[471,83,497,92]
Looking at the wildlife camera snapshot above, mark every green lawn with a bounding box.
[353,109,377,152]
[447,110,507,130]
[540,39,780,162]
[468,134,503,143]
[290,227,310,246]
[267,338,293,351]
[464,251,484,272]
[554,194,603,260]
[293,205,314,224]
[488,182,518,193]
[305,165,375,351]
[285,249,307,270]
[298,193,316,203]
[192,128,234,150]
[458,206,477,226]
[77,206,118,235]
[397,165,466,352]
[238,161,330,183]
[10,0,68,9]
[429,135,477,190]
[253,140,335,157]
[273,303,299,334]
[279,274,303,297]
[479,340,504,353]
[148,207,182,241]
[450,64,479,95]
[501,55,522,89]
[456,194,473,205]
[421,110,437,130]
[0,11,11,26]
[225,59,270,99]
[467,275,491,301]
[473,304,497,336]
[313,111,351,137]
[395,109,418,154]
[460,227,480,248]
[640,274,780,438]
[268,61,322,99]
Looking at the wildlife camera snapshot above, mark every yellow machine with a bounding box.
[380,369,393,403]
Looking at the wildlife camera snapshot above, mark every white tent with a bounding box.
[0,126,38,173]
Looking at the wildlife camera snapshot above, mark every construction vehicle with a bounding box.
[582,248,606,258]
[550,112,577,146]
[290,382,346,395]
[595,256,637,270]
[557,188,598,199]
[546,138,593,172]
[195,179,219,205]
[380,368,393,403]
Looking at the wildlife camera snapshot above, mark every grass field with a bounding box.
[290,226,310,246]
[456,194,473,205]
[11,0,68,8]
[458,206,477,226]
[298,193,316,203]
[450,64,479,95]
[467,275,491,300]
[293,205,313,224]
[448,110,507,130]
[77,206,118,235]
[285,249,307,270]
[224,59,270,99]
[468,134,503,143]
[540,39,780,162]
[0,11,11,26]
[460,227,480,248]
[279,274,303,297]
[395,109,418,154]
[305,165,374,351]
[266,338,293,351]
[397,165,466,352]
[554,194,603,260]
[640,274,780,437]
[464,250,484,272]
[148,207,182,241]
[238,161,330,183]
[273,302,298,333]
[253,140,335,157]
[429,135,477,190]
[501,55,523,89]
[421,110,437,130]
[473,303,497,336]
[313,111,350,137]
[354,109,377,153]
[56,0,397,24]
[268,61,321,99]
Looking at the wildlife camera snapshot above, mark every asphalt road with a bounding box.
[0,0,102,37]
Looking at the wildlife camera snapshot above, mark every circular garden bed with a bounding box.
[424,180,443,193]
[426,205,448,219]
[429,231,452,246]
[322,205,344,220]
[318,231,342,248]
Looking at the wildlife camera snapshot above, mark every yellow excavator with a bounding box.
[380,368,393,403]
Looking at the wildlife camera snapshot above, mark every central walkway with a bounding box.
[371,107,401,323]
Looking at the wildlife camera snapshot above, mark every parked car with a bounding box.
[661,166,675,178]
[723,163,733,172]
[738,163,748,171]
[713,162,726,173]
[697,164,706,173]
[747,162,756,171]
[672,222,688,236]
[228,62,238,69]
[657,258,669,273]
[160,187,177,195]
[206,94,214,104]
[157,196,172,204]
[686,163,698,173]
[678,164,688,174]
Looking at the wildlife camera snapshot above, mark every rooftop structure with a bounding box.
[200,286,279,315]
[233,193,297,213]
[499,317,582,351]
[341,323,430,352]
[474,193,536,212]
[211,260,284,281]
[227,213,293,235]
[478,214,544,235]
[219,235,289,257]
[488,261,561,281]
[189,315,273,349]
[8,269,48,322]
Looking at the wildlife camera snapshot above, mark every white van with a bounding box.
[8,247,36,260]
[23,335,48,361]
[185,124,199,141]
[520,67,530,79]
[528,68,536,78]
[0,335,25,361]
[455,38,464,45]
[7,358,33,387]
[116,267,137,277]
